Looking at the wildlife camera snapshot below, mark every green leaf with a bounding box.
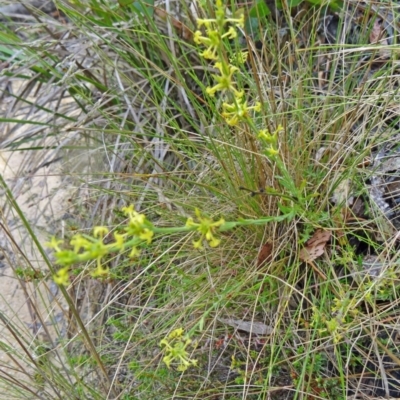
[277,203,298,219]
[245,17,267,41]
[288,0,303,6]
[0,32,21,44]
[249,0,271,18]
[328,0,344,11]
[0,118,50,126]
[198,317,205,332]
[119,0,154,16]
[276,0,303,8]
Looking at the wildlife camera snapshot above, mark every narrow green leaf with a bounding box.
[0,118,50,126]
[288,0,303,7]
[119,0,154,16]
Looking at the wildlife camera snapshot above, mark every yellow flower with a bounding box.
[258,129,276,144]
[53,267,69,286]
[45,236,63,252]
[194,30,203,44]
[265,147,279,158]
[169,328,184,339]
[93,226,109,238]
[206,231,221,247]
[196,18,213,29]
[160,329,197,371]
[258,125,283,144]
[200,48,218,60]
[186,208,225,249]
[226,13,245,29]
[222,99,262,126]
[230,51,249,65]
[258,125,283,159]
[222,26,237,40]
[91,260,109,277]
[206,63,243,98]
[139,229,154,244]
[195,25,238,60]
[113,232,125,250]
[129,246,141,258]
[193,237,203,249]
[197,1,244,30]
[70,234,91,253]
[254,102,262,112]
[194,29,223,60]
[122,204,135,214]
[122,205,154,244]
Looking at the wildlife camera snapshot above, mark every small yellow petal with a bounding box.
[139,229,154,244]
[122,204,135,215]
[206,86,217,96]
[193,239,203,249]
[113,232,125,249]
[209,237,221,247]
[45,236,64,252]
[129,247,141,258]
[185,217,195,227]
[225,26,237,39]
[163,355,173,369]
[193,31,203,44]
[93,226,109,238]
[169,328,184,338]
[53,267,69,286]
[91,265,109,277]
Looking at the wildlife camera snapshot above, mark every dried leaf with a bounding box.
[369,19,390,58]
[351,197,364,217]
[331,179,353,206]
[299,229,331,263]
[154,7,193,40]
[218,318,273,335]
[257,242,273,267]
[370,19,384,44]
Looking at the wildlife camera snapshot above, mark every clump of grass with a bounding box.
[1,0,400,399]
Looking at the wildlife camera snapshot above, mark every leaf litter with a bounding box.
[299,229,331,263]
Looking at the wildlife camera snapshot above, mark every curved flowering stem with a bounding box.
[194,0,244,62]
[47,205,296,286]
[194,0,262,129]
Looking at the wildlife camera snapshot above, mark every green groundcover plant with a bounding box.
[47,0,304,372]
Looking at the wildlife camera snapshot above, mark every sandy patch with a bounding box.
[0,78,75,395]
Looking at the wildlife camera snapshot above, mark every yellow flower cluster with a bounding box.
[122,205,154,249]
[47,205,154,285]
[194,0,244,61]
[194,0,261,126]
[47,205,227,285]
[222,98,261,126]
[258,125,283,159]
[186,208,225,249]
[205,62,243,98]
[159,328,197,372]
